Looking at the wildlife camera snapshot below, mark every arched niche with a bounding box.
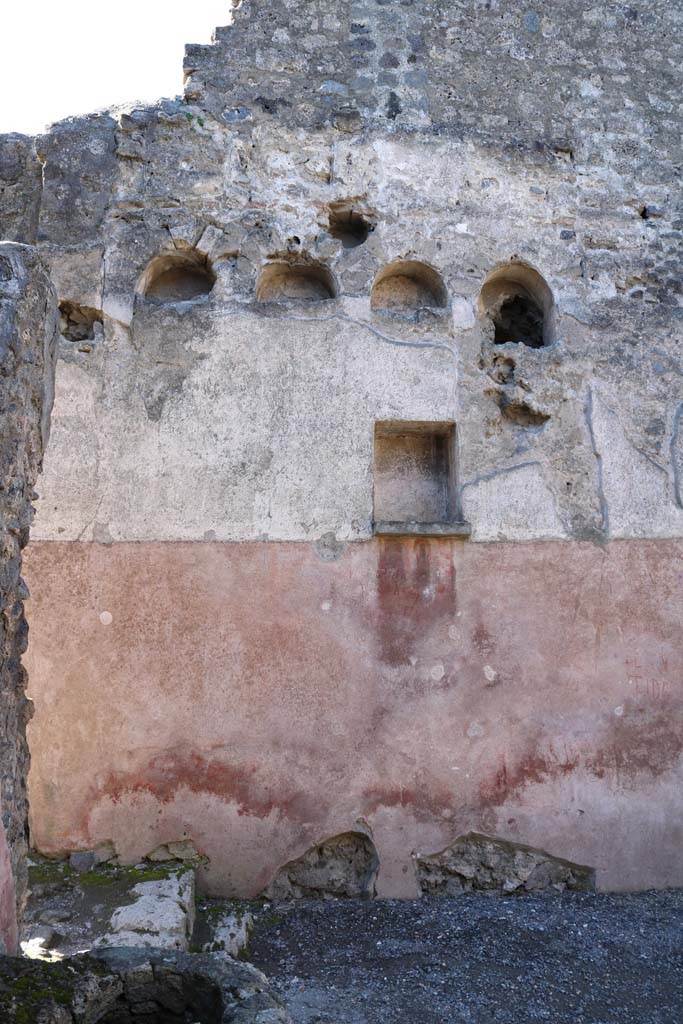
[137,250,216,303]
[479,262,554,348]
[256,259,337,302]
[371,260,448,314]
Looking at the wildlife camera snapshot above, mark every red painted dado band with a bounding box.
[24,536,683,896]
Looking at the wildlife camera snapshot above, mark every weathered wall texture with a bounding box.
[1,0,681,893]
[23,538,682,894]
[0,244,57,951]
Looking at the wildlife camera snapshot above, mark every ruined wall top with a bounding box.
[184,0,679,162]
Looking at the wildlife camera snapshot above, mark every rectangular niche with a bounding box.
[373,421,470,537]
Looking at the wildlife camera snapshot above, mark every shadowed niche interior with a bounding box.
[373,421,456,526]
[327,200,375,248]
[138,250,216,303]
[58,301,103,342]
[256,259,337,302]
[371,260,448,314]
[95,974,223,1023]
[479,262,554,348]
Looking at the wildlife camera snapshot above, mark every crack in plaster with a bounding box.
[265,311,457,359]
[584,387,610,538]
[596,392,672,481]
[459,460,542,494]
[671,401,683,509]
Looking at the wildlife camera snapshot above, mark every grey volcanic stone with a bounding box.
[264,832,379,900]
[35,114,117,246]
[0,946,290,1023]
[0,244,57,932]
[69,851,97,874]
[0,135,41,243]
[248,892,683,1024]
[414,832,595,895]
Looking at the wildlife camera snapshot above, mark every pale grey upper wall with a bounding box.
[1,0,681,543]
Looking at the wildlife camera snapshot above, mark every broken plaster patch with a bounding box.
[591,390,683,538]
[414,832,595,895]
[461,462,566,541]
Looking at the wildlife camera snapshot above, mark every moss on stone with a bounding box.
[27,857,72,887]
[79,862,178,888]
[0,957,110,1022]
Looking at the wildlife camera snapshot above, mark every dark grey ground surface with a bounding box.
[248,892,683,1024]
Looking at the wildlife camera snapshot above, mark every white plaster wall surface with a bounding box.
[1,0,680,546]
[35,308,457,542]
[590,389,683,540]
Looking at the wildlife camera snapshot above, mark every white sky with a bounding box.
[1,1,232,135]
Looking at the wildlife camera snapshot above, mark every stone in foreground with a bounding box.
[0,946,290,1023]
[203,909,254,958]
[98,870,195,951]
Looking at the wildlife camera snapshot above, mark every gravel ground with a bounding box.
[248,892,683,1024]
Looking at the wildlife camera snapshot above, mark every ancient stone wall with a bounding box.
[0,244,57,951]
[0,0,680,895]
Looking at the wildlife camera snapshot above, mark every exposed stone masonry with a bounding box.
[0,243,57,951]
[264,831,380,900]
[0,21,679,543]
[0,946,289,1023]
[1,2,680,544]
[415,832,595,896]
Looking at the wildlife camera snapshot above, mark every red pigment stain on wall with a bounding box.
[480,705,683,806]
[22,537,683,892]
[92,751,320,823]
[0,823,17,955]
[375,538,456,665]
[361,782,454,821]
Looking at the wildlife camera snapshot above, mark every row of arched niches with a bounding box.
[133,246,555,349]
[57,205,555,349]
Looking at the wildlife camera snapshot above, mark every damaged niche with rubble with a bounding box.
[0,0,682,1017]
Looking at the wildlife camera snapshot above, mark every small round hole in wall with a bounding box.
[327,201,375,248]
[58,301,103,342]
